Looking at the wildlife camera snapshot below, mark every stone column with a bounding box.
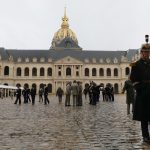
[29,67,32,78]
[22,67,24,77]
[71,65,74,77]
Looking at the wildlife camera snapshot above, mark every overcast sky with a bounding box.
[0,0,149,50]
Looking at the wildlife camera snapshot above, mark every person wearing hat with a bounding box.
[130,35,150,143]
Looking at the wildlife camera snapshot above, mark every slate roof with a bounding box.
[0,48,138,63]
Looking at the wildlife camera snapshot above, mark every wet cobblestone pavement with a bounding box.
[0,95,150,150]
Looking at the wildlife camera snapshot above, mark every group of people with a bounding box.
[83,82,114,105]
[14,84,50,105]
[62,80,83,107]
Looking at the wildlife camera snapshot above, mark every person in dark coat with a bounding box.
[31,87,36,105]
[91,82,98,105]
[77,81,83,106]
[109,84,114,101]
[122,79,135,114]
[130,35,150,143]
[56,87,64,103]
[14,85,22,105]
[44,85,49,105]
[22,87,28,103]
[27,88,31,103]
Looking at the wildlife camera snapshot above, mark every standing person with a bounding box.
[122,79,135,115]
[56,87,64,103]
[22,86,28,103]
[91,82,98,105]
[83,84,89,100]
[10,89,14,100]
[88,82,94,104]
[14,85,21,105]
[77,81,83,106]
[65,82,71,106]
[39,87,44,102]
[44,85,49,105]
[130,35,150,143]
[27,88,31,103]
[71,80,78,106]
[100,86,105,101]
[31,87,36,105]
[109,84,114,101]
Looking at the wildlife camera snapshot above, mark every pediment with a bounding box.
[55,56,82,64]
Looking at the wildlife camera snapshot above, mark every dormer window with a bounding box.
[106,58,111,63]
[92,58,96,63]
[40,57,45,62]
[65,41,72,48]
[121,56,128,62]
[32,57,37,62]
[25,58,30,63]
[48,58,52,62]
[84,59,89,63]
[114,58,118,63]
[99,58,103,63]
[17,57,22,62]
[9,55,13,61]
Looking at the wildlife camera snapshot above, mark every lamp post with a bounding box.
[145,35,149,44]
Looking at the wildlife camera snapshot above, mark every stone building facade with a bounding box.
[0,10,139,94]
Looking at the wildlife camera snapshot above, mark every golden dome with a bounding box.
[51,8,78,48]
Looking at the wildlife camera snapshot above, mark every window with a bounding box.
[114,68,118,76]
[92,58,96,63]
[32,57,37,62]
[25,58,30,62]
[65,41,72,48]
[48,58,52,62]
[32,68,37,76]
[16,67,21,76]
[125,67,130,76]
[84,59,89,63]
[4,66,9,76]
[85,68,89,76]
[47,68,52,76]
[66,67,71,76]
[107,68,111,76]
[47,83,52,93]
[99,59,103,63]
[40,67,45,76]
[92,68,96,76]
[40,57,45,62]
[58,71,61,76]
[17,57,22,62]
[114,58,118,63]
[99,68,104,76]
[24,83,29,88]
[76,71,79,76]
[106,58,111,63]
[24,67,29,76]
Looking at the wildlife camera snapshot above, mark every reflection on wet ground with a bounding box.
[0,95,150,149]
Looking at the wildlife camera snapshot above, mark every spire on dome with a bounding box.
[61,7,69,28]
